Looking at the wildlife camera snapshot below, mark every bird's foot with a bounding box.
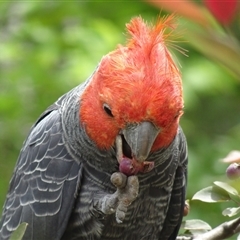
[97,172,139,223]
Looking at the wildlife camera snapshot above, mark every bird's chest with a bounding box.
[101,182,173,240]
[63,166,175,240]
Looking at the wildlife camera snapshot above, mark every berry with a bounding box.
[119,157,154,176]
[226,163,240,180]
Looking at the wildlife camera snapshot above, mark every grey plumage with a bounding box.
[0,75,187,239]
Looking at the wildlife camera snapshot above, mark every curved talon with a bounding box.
[116,203,127,223]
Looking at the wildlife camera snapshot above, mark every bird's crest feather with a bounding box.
[80,15,183,149]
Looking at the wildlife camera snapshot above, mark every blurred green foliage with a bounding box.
[0,1,240,233]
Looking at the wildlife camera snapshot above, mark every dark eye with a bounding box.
[103,103,114,117]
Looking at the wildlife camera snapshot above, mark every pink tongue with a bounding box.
[119,157,154,176]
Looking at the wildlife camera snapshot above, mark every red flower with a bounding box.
[204,0,237,25]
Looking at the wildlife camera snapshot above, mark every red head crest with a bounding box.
[80,15,184,150]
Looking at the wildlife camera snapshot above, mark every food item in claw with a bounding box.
[119,157,155,176]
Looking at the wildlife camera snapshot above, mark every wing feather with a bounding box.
[160,128,188,240]
[0,107,82,240]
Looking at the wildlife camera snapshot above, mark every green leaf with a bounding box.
[181,219,212,235]
[213,181,240,204]
[192,186,231,202]
[214,181,238,195]
[182,219,212,230]
[222,207,240,217]
[9,223,28,240]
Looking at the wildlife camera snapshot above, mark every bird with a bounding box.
[0,15,188,240]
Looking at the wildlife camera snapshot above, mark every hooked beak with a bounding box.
[116,121,160,163]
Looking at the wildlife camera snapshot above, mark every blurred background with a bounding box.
[0,0,240,234]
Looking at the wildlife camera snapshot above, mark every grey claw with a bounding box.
[96,173,139,223]
[111,172,127,189]
[114,175,139,223]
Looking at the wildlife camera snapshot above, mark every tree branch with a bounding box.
[194,216,240,240]
[178,217,240,240]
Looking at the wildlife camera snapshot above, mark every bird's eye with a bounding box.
[103,103,114,117]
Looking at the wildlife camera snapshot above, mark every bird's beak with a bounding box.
[121,121,160,162]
